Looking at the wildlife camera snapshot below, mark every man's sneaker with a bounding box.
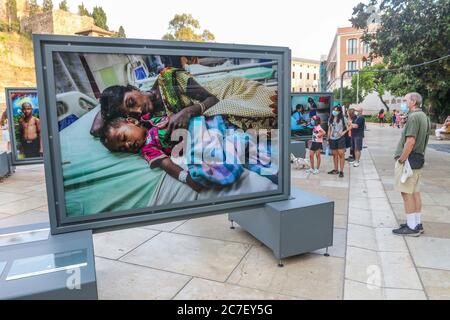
[353,161,360,167]
[400,223,424,234]
[305,168,313,174]
[392,225,421,237]
[313,169,319,175]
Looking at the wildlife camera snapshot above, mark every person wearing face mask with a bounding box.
[346,106,357,163]
[306,115,325,175]
[393,92,431,237]
[327,106,349,178]
[349,106,365,167]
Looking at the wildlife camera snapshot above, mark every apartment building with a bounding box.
[291,57,320,93]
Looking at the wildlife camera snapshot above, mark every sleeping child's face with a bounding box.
[102,118,147,153]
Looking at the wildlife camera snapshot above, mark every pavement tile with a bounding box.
[228,246,344,300]
[94,228,160,260]
[406,237,450,271]
[378,251,423,290]
[174,278,297,300]
[120,232,250,282]
[347,224,377,251]
[95,257,191,300]
[417,268,450,300]
[172,214,261,245]
[344,280,384,300]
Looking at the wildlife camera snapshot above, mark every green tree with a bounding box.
[117,25,126,38]
[59,0,68,11]
[350,63,390,111]
[162,13,215,42]
[333,87,356,107]
[6,0,19,31]
[78,2,90,16]
[92,6,108,30]
[42,0,53,12]
[351,0,450,121]
[28,0,40,17]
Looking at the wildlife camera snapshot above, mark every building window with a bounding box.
[313,88,316,92]
[306,88,309,92]
[361,60,371,68]
[346,60,357,72]
[299,88,302,92]
[347,38,358,55]
[314,74,317,80]
[292,87,295,92]
[307,73,310,80]
[292,72,295,78]
[362,42,370,54]
[300,73,302,79]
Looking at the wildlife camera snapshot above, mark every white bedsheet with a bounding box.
[148,169,278,207]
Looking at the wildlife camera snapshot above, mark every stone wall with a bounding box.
[20,10,94,35]
[20,10,54,34]
[52,10,94,35]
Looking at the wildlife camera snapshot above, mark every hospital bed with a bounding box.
[128,60,278,91]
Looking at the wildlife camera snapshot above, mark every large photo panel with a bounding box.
[5,88,44,165]
[34,35,290,234]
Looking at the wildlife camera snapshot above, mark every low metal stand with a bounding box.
[229,187,334,265]
[0,223,97,300]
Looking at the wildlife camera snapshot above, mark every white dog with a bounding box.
[290,153,311,170]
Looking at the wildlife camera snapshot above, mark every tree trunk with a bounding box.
[378,93,389,112]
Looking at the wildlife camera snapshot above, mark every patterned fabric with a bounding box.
[156,69,277,130]
[187,115,278,187]
[157,67,197,116]
[202,75,277,130]
[140,116,172,166]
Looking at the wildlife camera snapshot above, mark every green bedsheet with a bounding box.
[60,106,164,217]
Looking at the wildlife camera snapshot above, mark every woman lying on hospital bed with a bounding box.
[90,67,278,136]
[90,67,279,192]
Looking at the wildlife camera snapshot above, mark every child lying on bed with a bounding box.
[100,114,277,192]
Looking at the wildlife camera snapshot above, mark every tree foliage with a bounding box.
[28,0,40,17]
[162,13,215,42]
[350,63,390,111]
[92,6,108,30]
[6,0,19,31]
[42,0,53,12]
[78,2,90,16]
[333,87,356,107]
[117,25,126,38]
[351,0,450,121]
[58,0,68,11]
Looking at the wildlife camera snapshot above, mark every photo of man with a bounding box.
[5,89,42,162]
[18,102,42,158]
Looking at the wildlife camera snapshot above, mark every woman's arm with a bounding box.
[167,77,219,133]
[185,77,219,112]
[152,157,202,193]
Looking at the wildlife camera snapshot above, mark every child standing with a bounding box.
[307,115,326,175]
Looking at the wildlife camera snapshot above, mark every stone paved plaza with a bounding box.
[0,123,449,300]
